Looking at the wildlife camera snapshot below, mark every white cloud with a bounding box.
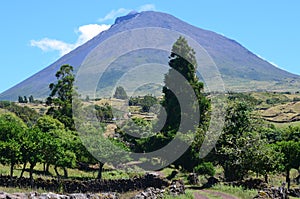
[31,24,110,56]
[76,24,111,45]
[98,8,131,22]
[31,4,156,55]
[138,4,156,12]
[98,4,156,22]
[30,38,75,56]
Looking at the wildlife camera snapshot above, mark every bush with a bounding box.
[194,162,215,176]
[293,97,300,102]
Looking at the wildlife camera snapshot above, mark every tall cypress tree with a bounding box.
[161,36,210,136]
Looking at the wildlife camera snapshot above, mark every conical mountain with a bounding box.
[1,11,299,101]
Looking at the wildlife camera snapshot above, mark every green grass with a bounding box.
[271,121,300,128]
[211,184,257,199]
[0,163,144,181]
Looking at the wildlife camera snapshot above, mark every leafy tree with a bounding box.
[214,99,264,181]
[36,115,65,133]
[46,64,75,130]
[282,126,300,142]
[78,123,130,179]
[20,127,46,182]
[35,115,76,178]
[95,105,113,122]
[248,143,283,183]
[129,95,158,112]
[113,86,128,100]
[0,113,27,178]
[116,117,154,152]
[0,102,39,127]
[275,141,300,189]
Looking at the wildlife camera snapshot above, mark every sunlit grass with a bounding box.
[211,184,257,199]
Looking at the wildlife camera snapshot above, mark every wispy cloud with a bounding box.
[30,38,74,56]
[98,8,131,22]
[98,4,156,22]
[30,24,110,56]
[138,4,156,12]
[31,4,156,56]
[76,24,111,45]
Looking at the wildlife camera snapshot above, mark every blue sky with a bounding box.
[0,0,299,93]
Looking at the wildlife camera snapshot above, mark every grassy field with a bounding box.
[0,163,144,180]
[211,184,257,199]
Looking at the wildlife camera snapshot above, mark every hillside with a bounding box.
[1,11,300,101]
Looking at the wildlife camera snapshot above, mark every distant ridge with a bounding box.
[1,11,300,101]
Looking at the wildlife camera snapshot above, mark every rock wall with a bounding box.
[0,174,169,193]
[254,187,300,198]
[0,191,119,199]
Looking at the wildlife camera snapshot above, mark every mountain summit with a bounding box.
[1,11,299,101]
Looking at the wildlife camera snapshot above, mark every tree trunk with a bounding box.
[20,162,27,178]
[54,165,60,179]
[43,163,46,173]
[264,174,268,183]
[29,163,35,181]
[45,163,50,174]
[286,168,290,190]
[63,167,68,178]
[97,162,104,179]
[29,163,35,187]
[10,163,14,179]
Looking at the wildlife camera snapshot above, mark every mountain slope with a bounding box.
[1,11,299,101]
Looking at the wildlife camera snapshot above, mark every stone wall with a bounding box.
[0,174,169,193]
[0,192,119,199]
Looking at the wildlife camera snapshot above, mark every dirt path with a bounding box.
[200,190,239,199]
[193,192,210,199]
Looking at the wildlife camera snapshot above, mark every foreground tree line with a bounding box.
[0,37,299,190]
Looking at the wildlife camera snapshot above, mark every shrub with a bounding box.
[194,162,215,176]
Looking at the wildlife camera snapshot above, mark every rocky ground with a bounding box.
[0,192,119,199]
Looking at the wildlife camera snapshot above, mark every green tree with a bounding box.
[78,123,130,179]
[19,127,46,183]
[0,101,39,127]
[113,86,128,100]
[18,96,24,103]
[215,99,264,181]
[23,96,28,103]
[0,113,27,178]
[28,95,34,103]
[275,141,300,189]
[247,143,283,183]
[160,36,210,170]
[35,115,76,178]
[46,64,75,130]
[160,36,210,135]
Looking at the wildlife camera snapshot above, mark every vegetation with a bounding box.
[46,64,75,130]
[113,86,128,99]
[211,184,257,199]
[129,95,158,112]
[1,37,300,197]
